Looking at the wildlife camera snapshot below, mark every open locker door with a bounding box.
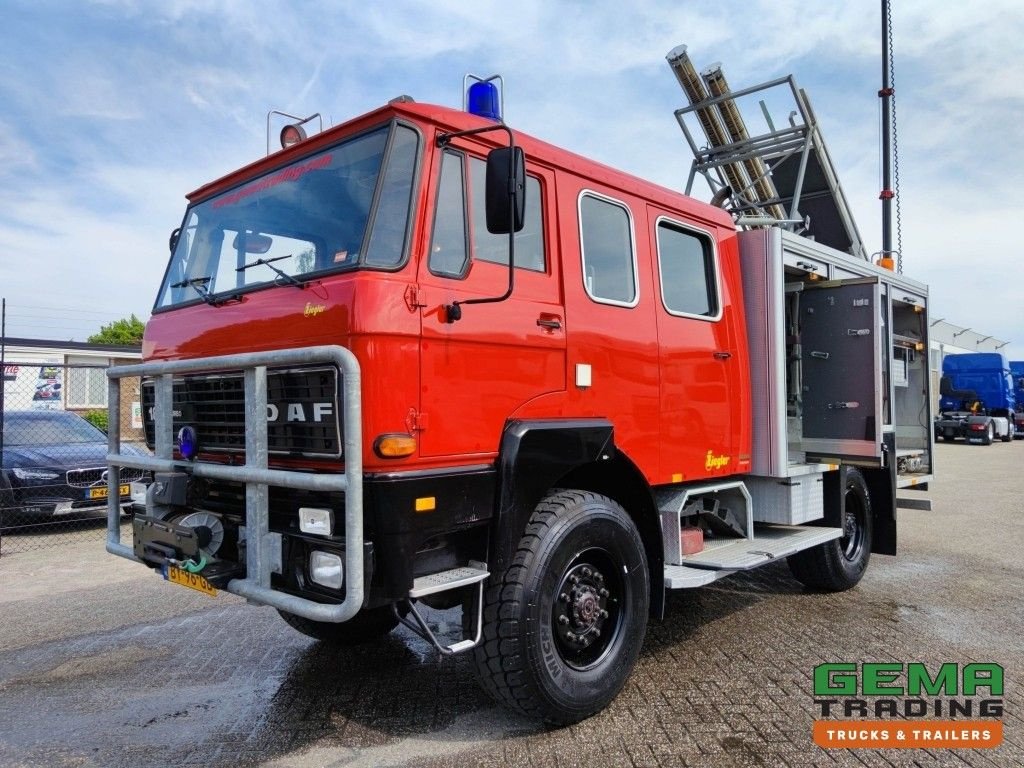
[798,277,884,464]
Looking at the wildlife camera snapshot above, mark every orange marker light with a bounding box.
[373,433,417,459]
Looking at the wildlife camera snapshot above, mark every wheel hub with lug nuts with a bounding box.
[556,564,610,650]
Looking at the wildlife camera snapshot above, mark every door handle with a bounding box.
[713,351,732,360]
[537,315,562,330]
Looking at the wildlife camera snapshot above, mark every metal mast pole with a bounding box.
[1,298,6,466]
[879,0,895,270]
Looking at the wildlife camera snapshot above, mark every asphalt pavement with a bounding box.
[0,440,1022,767]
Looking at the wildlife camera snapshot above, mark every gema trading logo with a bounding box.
[812,662,1004,749]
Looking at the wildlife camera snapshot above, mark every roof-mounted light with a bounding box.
[464,73,503,122]
[280,123,307,149]
[265,110,322,155]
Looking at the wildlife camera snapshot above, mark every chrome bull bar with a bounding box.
[105,345,363,623]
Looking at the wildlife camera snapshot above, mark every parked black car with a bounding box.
[0,410,148,529]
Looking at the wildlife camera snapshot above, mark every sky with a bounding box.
[0,0,1022,359]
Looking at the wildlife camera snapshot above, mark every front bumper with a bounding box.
[105,345,365,624]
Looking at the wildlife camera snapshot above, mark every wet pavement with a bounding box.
[1,441,1022,767]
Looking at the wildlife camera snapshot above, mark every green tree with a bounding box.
[88,314,146,345]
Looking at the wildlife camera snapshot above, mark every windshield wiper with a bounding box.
[170,276,242,306]
[236,255,307,289]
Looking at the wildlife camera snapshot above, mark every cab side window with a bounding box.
[430,150,546,279]
[429,150,469,277]
[579,192,637,306]
[656,220,719,318]
[469,157,545,272]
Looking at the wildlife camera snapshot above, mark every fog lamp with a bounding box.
[299,506,333,536]
[309,550,344,590]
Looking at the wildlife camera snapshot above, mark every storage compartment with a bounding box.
[739,228,932,488]
[746,471,825,525]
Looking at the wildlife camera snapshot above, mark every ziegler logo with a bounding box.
[705,451,730,471]
[303,302,326,317]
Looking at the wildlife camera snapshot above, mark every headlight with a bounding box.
[299,507,333,536]
[309,550,344,590]
[11,468,61,481]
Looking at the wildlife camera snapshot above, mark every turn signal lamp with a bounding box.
[374,433,417,459]
[464,74,503,121]
[177,426,197,460]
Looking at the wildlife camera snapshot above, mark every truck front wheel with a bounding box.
[474,490,649,724]
[277,605,400,645]
[787,468,872,592]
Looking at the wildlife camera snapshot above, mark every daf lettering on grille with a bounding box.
[265,402,334,423]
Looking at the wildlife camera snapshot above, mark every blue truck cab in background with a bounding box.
[936,353,1017,444]
[1011,361,1024,439]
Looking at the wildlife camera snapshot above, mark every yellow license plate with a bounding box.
[88,484,129,500]
[165,565,218,597]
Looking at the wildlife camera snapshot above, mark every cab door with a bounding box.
[650,212,743,480]
[416,140,565,458]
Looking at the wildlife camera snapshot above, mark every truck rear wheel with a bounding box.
[473,490,649,724]
[981,422,994,445]
[787,468,872,592]
[277,605,400,645]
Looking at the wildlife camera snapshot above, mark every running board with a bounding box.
[677,524,842,571]
[409,565,489,598]
[395,562,489,656]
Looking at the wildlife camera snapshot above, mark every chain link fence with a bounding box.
[1,362,149,556]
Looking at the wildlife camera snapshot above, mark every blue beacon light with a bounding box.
[464,74,503,122]
[177,426,198,460]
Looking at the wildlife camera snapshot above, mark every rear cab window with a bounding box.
[655,218,721,320]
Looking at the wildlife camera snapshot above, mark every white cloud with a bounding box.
[0,0,1022,358]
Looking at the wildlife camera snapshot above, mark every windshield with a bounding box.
[3,412,106,446]
[155,122,419,309]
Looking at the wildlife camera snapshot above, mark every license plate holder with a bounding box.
[162,564,218,597]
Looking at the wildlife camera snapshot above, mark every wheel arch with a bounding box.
[493,419,665,619]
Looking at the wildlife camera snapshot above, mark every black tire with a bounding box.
[981,422,993,446]
[787,468,872,592]
[473,489,649,725]
[277,605,400,645]
[1001,421,1013,442]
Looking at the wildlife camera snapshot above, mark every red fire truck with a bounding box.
[106,71,932,724]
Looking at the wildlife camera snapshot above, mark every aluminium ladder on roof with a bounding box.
[665,46,868,260]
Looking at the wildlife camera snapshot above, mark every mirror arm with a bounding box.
[437,123,518,324]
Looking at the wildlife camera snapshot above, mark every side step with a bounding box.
[396,563,489,655]
[409,565,489,598]
[676,524,841,572]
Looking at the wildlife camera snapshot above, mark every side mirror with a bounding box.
[485,146,526,234]
[233,232,273,254]
[169,227,181,253]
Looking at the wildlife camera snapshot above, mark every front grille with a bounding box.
[67,466,146,488]
[142,365,342,458]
